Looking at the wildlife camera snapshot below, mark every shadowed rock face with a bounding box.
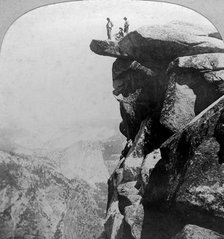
[145,96,224,212]
[90,40,129,59]
[214,110,224,164]
[90,21,224,239]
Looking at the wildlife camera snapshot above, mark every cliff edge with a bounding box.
[90,21,224,239]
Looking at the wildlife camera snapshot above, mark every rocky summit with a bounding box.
[90,21,224,239]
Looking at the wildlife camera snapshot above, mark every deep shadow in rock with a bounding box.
[140,205,224,239]
[214,109,224,164]
[140,206,184,239]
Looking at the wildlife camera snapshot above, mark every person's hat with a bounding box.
[119,27,123,30]
[124,17,127,20]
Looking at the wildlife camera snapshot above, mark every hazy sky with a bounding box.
[0,0,217,142]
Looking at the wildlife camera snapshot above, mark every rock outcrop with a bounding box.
[90,21,224,239]
[91,22,224,144]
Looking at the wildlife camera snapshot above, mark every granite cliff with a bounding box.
[90,21,224,239]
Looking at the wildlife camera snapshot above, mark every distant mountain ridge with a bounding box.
[0,118,125,238]
[0,151,105,239]
[0,118,122,153]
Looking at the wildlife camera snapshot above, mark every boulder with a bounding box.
[117,181,141,214]
[107,159,124,212]
[119,90,144,140]
[145,96,224,229]
[168,53,224,72]
[122,119,148,182]
[104,201,124,239]
[160,70,222,132]
[140,149,161,194]
[172,225,224,239]
[91,22,224,65]
[91,22,224,149]
[161,53,224,132]
[204,70,224,84]
[121,117,169,183]
[124,204,144,239]
[160,72,197,132]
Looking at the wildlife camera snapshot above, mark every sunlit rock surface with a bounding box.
[172,225,224,239]
[91,22,224,63]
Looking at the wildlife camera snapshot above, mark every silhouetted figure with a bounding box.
[123,17,129,34]
[106,17,113,40]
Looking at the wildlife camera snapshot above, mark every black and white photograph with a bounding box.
[0,0,224,238]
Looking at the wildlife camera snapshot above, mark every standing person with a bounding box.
[106,17,113,40]
[123,17,129,34]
